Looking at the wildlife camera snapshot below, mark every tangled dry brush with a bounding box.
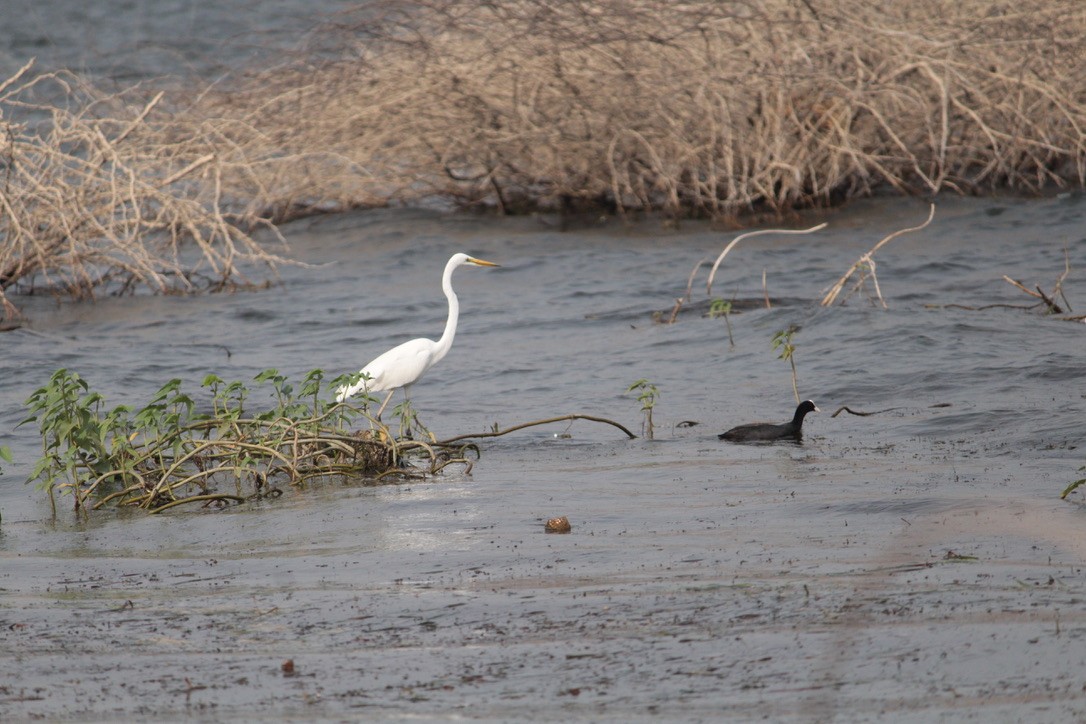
[1,0,1085,316]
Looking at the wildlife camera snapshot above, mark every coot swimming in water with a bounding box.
[718,400,820,442]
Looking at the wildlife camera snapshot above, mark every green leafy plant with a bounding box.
[708,298,734,347]
[772,326,801,404]
[1060,466,1086,501]
[626,379,660,439]
[390,398,434,442]
[21,368,474,516]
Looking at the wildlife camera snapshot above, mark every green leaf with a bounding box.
[1060,478,1086,500]
[254,369,283,384]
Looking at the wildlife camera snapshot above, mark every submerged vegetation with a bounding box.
[626,379,661,440]
[2,0,1085,320]
[20,368,636,517]
[20,368,477,515]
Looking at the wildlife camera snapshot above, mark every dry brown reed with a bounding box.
[821,203,936,307]
[222,0,1086,220]
[0,62,291,319]
[3,0,1085,321]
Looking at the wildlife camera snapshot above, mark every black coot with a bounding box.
[718,400,820,442]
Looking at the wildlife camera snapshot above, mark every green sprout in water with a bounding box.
[390,398,434,442]
[708,298,735,347]
[1060,465,1086,501]
[772,325,801,404]
[626,378,660,439]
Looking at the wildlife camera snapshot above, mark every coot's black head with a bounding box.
[793,400,820,425]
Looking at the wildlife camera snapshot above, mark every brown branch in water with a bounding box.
[1054,247,1073,312]
[927,302,1037,311]
[148,494,246,514]
[1002,275,1042,299]
[437,414,637,445]
[705,223,828,298]
[666,297,684,324]
[1002,274,1067,314]
[1035,285,1063,314]
[831,406,904,417]
[821,203,935,308]
[682,257,710,302]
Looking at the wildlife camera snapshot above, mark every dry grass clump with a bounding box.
[2,0,1084,321]
[214,0,1086,219]
[0,62,292,320]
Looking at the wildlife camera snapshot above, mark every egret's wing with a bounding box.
[337,337,437,401]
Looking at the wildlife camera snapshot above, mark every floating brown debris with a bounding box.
[545,516,572,534]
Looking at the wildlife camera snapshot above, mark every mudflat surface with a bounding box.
[2,193,1086,721]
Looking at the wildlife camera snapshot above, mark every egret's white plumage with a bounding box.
[335,252,500,415]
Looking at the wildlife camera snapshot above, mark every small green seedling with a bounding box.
[771,326,801,404]
[627,378,660,439]
[708,298,734,347]
[391,398,435,442]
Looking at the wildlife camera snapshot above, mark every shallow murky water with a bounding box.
[2,194,1086,721]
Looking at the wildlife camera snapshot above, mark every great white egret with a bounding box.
[335,252,500,416]
[718,400,819,442]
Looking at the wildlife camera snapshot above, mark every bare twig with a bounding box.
[0,70,289,318]
[1002,276,1042,299]
[437,414,637,444]
[1003,260,1072,314]
[705,223,828,297]
[821,203,935,307]
[831,406,905,417]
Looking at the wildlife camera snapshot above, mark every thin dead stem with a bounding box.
[821,203,936,307]
[0,66,289,319]
[180,0,1086,224]
[1002,252,1075,315]
[705,223,828,297]
[3,0,1085,322]
[437,414,638,444]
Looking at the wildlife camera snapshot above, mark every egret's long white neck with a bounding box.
[433,257,461,364]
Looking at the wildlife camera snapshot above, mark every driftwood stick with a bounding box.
[666,297,684,324]
[822,204,935,307]
[1003,275,1065,313]
[1035,285,1063,313]
[1055,247,1073,312]
[831,406,904,417]
[683,257,710,302]
[1002,275,1042,298]
[437,414,637,444]
[705,223,827,297]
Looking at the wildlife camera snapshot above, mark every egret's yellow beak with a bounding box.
[467,257,501,268]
